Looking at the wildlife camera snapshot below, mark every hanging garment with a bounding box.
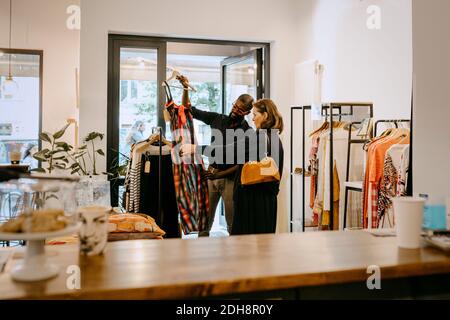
[397,145,410,197]
[363,129,410,228]
[312,128,328,227]
[139,151,181,238]
[324,125,363,229]
[378,154,398,219]
[124,141,172,214]
[377,144,410,228]
[164,83,209,234]
[123,140,148,212]
[321,162,340,230]
[312,123,364,230]
[309,133,320,212]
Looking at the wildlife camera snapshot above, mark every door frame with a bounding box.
[221,48,264,115]
[107,34,270,207]
[107,37,166,205]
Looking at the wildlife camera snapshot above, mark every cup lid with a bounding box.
[392,196,426,204]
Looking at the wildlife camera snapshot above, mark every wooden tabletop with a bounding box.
[0,231,449,300]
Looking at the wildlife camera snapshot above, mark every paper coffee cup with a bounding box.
[393,197,425,249]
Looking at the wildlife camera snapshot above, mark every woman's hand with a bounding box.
[180,144,197,157]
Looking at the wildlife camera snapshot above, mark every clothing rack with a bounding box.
[374,119,410,137]
[290,103,373,232]
[365,118,411,229]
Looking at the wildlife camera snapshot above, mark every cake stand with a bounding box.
[0,223,81,282]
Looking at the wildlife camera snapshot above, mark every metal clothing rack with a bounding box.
[290,103,373,232]
[374,119,411,137]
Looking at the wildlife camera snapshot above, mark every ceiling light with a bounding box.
[1,75,19,99]
[0,0,19,100]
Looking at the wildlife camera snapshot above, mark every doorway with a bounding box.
[107,35,270,234]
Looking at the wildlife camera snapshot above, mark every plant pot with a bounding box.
[75,175,110,207]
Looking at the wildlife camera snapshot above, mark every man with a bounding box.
[178,76,253,236]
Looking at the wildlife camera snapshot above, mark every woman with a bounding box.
[126,121,145,147]
[231,99,284,235]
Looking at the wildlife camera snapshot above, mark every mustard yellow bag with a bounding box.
[241,157,280,186]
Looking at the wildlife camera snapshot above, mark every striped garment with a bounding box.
[165,99,209,234]
[124,142,172,213]
[123,144,145,213]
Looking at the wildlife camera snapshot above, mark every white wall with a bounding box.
[290,0,413,230]
[79,0,304,233]
[300,0,412,119]
[412,0,450,203]
[0,0,80,146]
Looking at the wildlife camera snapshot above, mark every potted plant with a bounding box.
[33,124,110,207]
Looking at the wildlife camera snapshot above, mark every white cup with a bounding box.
[393,197,425,249]
[78,205,111,256]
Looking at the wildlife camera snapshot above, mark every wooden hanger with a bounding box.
[147,131,172,147]
[162,70,197,92]
[309,121,329,137]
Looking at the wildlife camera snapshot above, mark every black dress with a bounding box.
[140,151,181,238]
[231,131,284,235]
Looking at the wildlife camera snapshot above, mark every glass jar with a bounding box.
[0,176,78,225]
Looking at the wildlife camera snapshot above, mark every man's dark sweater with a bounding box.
[191,107,250,171]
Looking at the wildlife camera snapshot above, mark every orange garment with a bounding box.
[362,130,410,228]
[166,100,188,126]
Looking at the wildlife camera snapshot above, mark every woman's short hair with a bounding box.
[252,99,284,133]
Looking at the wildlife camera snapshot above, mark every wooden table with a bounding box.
[108,232,163,242]
[0,231,449,300]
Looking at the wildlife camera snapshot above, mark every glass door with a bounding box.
[107,38,166,206]
[213,49,264,229]
[221,49,263,122]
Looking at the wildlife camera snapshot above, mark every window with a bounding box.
[0,49,42,168]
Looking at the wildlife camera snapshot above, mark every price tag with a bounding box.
[144,161,151,173]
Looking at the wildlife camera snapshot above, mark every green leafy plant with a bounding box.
[79,132,105,175]
[32,124,105,176]
[32,123,73,174]
[107,148,129,181]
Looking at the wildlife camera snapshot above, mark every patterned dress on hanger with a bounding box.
[164,83,209,234]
